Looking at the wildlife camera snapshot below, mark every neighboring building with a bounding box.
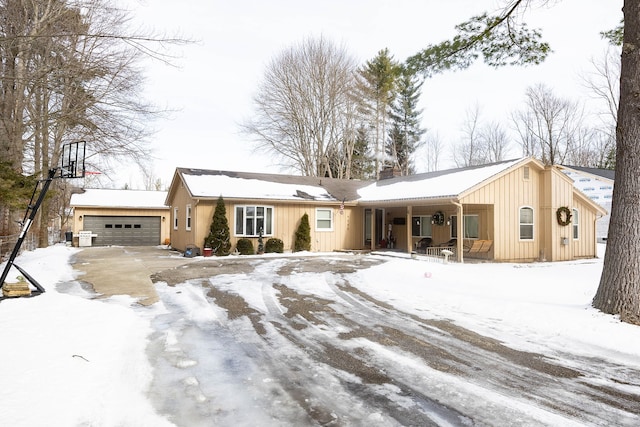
[558,165,615,242]
[166,157,607,263]
[70,189,170,246]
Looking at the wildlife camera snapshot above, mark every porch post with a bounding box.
[453,201,464,263]
[370,210,375,251]
[406,205,413,253]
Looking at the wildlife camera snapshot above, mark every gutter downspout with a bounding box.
[595,210,605,258]
[451,199,464,263]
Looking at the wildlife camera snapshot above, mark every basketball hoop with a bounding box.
[1,141,88,298]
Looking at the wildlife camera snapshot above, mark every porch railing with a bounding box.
[414,245,457,263]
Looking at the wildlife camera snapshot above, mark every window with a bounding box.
[450,215,479,239]
[519,207,534,240]
[316,208,333,231]
[411,216,432,237]
[572,208,579,240]
[235,205,273,236]
[186,204,192,231]
[173,207,178,230]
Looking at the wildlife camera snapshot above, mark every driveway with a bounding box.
[71,247,640,426]
[72,246,196,305]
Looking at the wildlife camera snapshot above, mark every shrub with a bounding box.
[236,238,255,255]
[204,196,231,256]
[294,213,311,252]
[265,238,284,253]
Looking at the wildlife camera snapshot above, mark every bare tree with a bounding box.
[512,83,584,165]
[0,0,186,245]
[452,104,486,167]
[480,121,510,163]
[423,130,443,172]
[242,36,358,178]
[581,46,620,168]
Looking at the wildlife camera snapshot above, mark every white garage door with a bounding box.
[83,216,161,246]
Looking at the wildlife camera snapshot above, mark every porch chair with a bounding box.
[415,237,433,253]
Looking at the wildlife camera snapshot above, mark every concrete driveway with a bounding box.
[71,246,195,305]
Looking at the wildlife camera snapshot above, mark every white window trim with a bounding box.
[519,206,534,241]
[315,208,333,231]
[234,205,274,237]
[173,207,179,230]
[186,204,192,231]
[572,208,579,240]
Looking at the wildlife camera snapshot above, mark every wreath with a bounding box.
[556,206,572,226]
[432,211,445,226]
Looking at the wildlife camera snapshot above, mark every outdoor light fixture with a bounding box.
[79,216,82,221]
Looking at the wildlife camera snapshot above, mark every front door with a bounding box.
[364,208,384,248]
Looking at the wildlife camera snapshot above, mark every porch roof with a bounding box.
[357,159,522,203]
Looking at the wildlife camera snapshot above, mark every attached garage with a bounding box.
[70,189,171,247]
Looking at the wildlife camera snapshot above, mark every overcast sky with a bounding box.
[112,0,621,189]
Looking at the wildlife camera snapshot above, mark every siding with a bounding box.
[174,198,362,253]
[462,165,542,262]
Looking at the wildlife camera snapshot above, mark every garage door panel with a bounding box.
[83,216,161,246]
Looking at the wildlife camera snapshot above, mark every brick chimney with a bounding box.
[379,166,401,180]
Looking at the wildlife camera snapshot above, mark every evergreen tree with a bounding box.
[294,213,311,252]
[387,68,425,175]
[204,196,231,256]
[356,49,401,178]
[351,126,376,179]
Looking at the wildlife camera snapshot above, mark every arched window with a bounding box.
[519,207,534,240]
[572,208,579,240]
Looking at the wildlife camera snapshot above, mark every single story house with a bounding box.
[70,189,171,246]
[166,157,607,263]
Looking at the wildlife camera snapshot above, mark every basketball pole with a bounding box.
[0,168,57,294]
[1,141,86,297]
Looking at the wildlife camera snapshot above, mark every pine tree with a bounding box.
[294,213,311,252]
[355,49,401,178]
[387,68,425,175]
[204,196,231,256]
[351,126,376,179]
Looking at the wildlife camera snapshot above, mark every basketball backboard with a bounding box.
[60,141,86,178]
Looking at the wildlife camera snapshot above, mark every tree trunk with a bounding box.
[593,0,640,324]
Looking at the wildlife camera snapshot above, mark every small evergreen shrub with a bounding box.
[236,238,255,255]
[204,196,231,256]
[294,213,311,252]
[265,238,284,253]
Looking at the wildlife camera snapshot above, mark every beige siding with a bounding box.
[571,197,599,258]
[169,182,198,251]
[172,198,363,253]
[462,165,543,262]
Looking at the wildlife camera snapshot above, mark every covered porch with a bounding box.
[362,201,495,263]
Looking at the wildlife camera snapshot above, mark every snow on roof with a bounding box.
[357,159,522,202]
[183,174,336,201]
[70,189,168,209]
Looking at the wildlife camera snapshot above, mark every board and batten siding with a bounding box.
[169,182,197,251]
[571,195,599,259]
[187,199,361,253]
[461,164,542,262]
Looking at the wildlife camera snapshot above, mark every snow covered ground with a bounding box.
[1,244,639,426]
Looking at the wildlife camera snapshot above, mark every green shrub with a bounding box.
[236,238,255,255]
[204,196,231,256]
[265,238,284,253]
[294,213,311,252]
